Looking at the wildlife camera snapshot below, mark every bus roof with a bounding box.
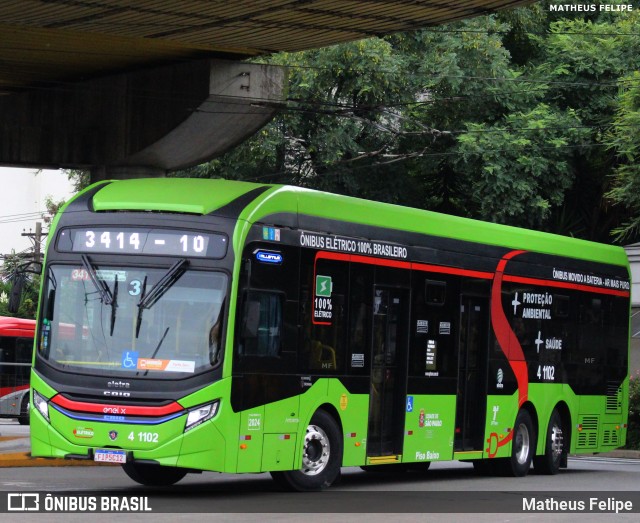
[0,316,36,337]
[89,178,628,269]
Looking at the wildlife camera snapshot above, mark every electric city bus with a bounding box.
[0,316,34,424]
[26,178,630,490]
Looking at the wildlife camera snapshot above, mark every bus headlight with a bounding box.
[184,401,219,432]
[33,390,50,422]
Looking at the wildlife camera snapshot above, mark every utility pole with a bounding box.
[34,221,42,263]
[21,221,46,263]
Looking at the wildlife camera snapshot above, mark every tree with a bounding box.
[169,4,640,243]
[455,104,588,228]
[178,38,425,204]
[0,251,40,319]
[66,169,90,192]
[526,5,640,241]
[607,71,640,241]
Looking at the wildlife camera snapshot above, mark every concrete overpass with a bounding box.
[0,0,534,181]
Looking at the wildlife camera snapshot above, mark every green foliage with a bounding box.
[607,71,640,241]
[66,169,91,192]
[456,105,588,227]
[627,372,640,450]
[1,249,41,319]
[42,196,66,224]
[174,5,640,243]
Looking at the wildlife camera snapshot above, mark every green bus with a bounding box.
[28,178,630,490]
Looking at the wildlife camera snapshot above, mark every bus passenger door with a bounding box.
[367,286,409,458]
[455,295,489,451]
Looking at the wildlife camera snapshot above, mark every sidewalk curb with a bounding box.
[0,438,116,468]
[575,450,640,459]
[0,452,116,467]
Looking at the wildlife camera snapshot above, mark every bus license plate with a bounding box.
[94,449,127,464]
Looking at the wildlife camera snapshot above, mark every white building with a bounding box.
[0,168,75,258]
[626,242,640,308]
[625,242,640,340]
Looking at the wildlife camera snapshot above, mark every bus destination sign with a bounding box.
[57,228,227,258]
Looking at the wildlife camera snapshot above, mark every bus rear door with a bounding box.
[367,286,410,460]
[454,293,490,451]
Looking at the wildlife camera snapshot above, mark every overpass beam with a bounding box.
[0,59,285,181]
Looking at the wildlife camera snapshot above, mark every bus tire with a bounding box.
[472,460,493,475]
[361,463,411,475]
[18,395,29,425]
[533,409,564,475]
[122,462,187,486]
[505,409,535,477]
[408,461,430,472]
[271,409,342,491]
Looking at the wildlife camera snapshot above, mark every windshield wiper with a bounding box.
[134,276,148,338]
[109,277,118,336]
[81,255,114,305]
[81,255,119,337]
[135,259,189,337]
[143,326,170,376]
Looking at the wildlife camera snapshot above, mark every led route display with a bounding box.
[57,227,227,258]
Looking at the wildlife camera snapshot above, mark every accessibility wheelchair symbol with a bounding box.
[122,351,138,369]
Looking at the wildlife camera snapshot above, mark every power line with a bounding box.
[199,140,612,186]
[0,209,54,226]
[191,100,640,136]
[0,210,48,220]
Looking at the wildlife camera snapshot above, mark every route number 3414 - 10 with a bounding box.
[128,431,159,443]
[537,365,555,381]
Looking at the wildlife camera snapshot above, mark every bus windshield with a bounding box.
[38,264,227,378]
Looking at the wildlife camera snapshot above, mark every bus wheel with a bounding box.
[271,410,342,491]
[122,462,187,486]
[506,409,535,477]
[18,395,29,425]
[533,409,564,475]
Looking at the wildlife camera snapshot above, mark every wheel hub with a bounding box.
[550,424,564,459]
[514,422,531,465]
[301,424,330,476]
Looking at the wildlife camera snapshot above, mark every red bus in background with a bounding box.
[0,316,35,424]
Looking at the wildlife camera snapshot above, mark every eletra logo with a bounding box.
[107,380,130,388]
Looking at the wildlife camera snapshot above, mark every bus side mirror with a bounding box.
[7,275,25,314]
[241,301,261,339]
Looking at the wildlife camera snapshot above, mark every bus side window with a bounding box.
[425,280,446,306]
[553,295,570,319]
[0,338,15,363]
[239,290,282,358]
[15,338,33,364]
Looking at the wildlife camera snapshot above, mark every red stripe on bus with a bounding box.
[503,275,630,298]
[317,250,411,270]
[316,251,626,296]
[315,251,493,279]
[0,385,28,397]
[51,395,184,417]
[412,263,493,280]
[316,251,350,263]
[491,250,529,408]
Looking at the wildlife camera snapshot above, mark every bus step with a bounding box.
[366,455,402,465]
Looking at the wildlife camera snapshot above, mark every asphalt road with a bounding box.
[3,360,640,523]
[1,455,640,522]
